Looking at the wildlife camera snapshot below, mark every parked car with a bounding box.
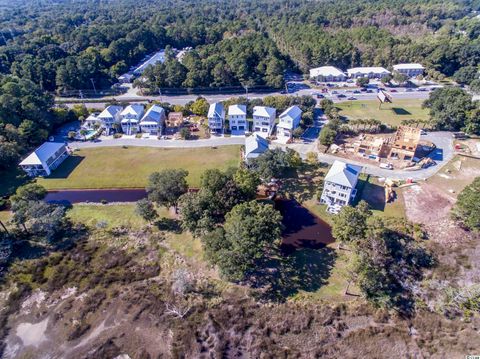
[390,89,397,92]
[353,90,361,94]
[418,87,428,92]
[337,94,346,98]
[380,163,394,170]
[316,93,324,99]
[347,96,357,100]
[406,88,414,92]
[331,90,338,94]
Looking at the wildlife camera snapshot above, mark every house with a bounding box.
[207,102,225,133]
[166,112,184,128]
[253,106,276,136]
[388,126,421,161]
[392,63,424,78]
[244,133,269,162]
[82,113,101,130]
[98,105,123,134]
[228,104,248,135]
[118,73,134,83]
[19,142,69,177]
[140,105,165,135]
[353,134,390,159]
[277,105,302,141]
[320,160,362,208]
[347,67,391,79]
[309,66,346,82]
[120,104,144,135]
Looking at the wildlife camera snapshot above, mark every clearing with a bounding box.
[337,99,429,126]
[37,146,241,189]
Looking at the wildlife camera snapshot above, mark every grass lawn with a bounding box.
[67,203,152,229]
[337,99,429,127]
[37,145,241,190]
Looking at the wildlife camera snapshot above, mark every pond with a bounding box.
[45,189,147,204]
[275,199,333,253]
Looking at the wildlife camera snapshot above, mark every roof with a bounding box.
[228,104,247,116]
[133,50,167,74]
[140,105,165,125]
[253,106,276,118]
[324,160,362,188]
[347,67,390,75]
[393,63,424,70]
[309,66,346,78]
[245,133,269,158]
[98,105,123,119]
[84,114,100,122]
[208,102,224,118]
[19,142,66,166]
[278,106,302,129]
[121,104,144,117]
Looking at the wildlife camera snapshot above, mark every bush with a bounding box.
[113,133,122,139]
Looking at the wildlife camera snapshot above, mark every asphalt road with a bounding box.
[60,83,433,108]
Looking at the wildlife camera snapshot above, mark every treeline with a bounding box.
[137,33,287,92]
[0,0,479,92]
[0,75,78,170]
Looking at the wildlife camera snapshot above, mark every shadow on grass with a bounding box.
[156,217,182,233]
[391,107,411,115]
[46,155,85,179]
[281,163,327,203]
[0,168,29,197]
[356,178,386,212]
[250,246,337,301]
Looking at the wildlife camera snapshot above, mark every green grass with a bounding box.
[337,99,429,126]
[67,203,152,229]
[37,146,241,190]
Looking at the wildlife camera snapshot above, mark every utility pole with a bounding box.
[90,78,97,94]
[158,87,162,102]
[244,85,248,100]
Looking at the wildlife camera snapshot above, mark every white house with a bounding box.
[253,106,276,136]
[140,105,166,135]
[309,66,346,82]
[82,113,101,129]
[228,104,247,135]
[19,142,69,177]
[277,105,302,142]
[347,67,391,79]
[244,133,269,162]
[98,105,123,134]
[207,102,225,133]
[393,63,424,77]
[320,160,362,209]
[120,104,144,135]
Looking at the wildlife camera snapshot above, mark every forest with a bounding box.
[0,0,479,94]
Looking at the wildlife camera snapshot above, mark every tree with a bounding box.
[147,169,188,210]
[179,127,190,140]
[452,177,480,231]
[319,127,337,147]
[189,97,209,116]
[381,74,392,84]
[135,198,158,223]
[356,77,369,88]
[79,129,88,141]
[469,79,480,94]
[233,167,260,199]
[200,169,230,193]
[0,137,20,169]
[423,87,474,131]
[250,148,299,179]
[453,66,479,85]
[202,201,283,281]
[465,107,480,135]
[392,72,408,85]
[332,201,371,246]
[11,183,47,202]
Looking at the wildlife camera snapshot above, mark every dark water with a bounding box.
[276,199,334,253]
[45,188,147,204]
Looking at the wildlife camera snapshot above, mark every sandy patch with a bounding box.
[16,317,49,347]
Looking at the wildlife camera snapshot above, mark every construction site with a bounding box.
[328,126,437,170]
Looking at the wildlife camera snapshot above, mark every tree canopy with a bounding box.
[452,177,480,231]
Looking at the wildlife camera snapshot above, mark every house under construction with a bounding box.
[353,134,391,158]
[388,126,421,161]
